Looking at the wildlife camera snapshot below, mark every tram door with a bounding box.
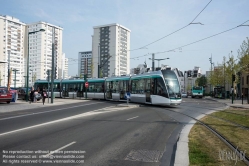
[106,81,113,99]
[145,78,151,102]
[120,81,125,100]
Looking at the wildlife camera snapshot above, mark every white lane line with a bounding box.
[0,102,100,121]
[127,116,139,121]
[0,106,130,137]
[43,142,76,157]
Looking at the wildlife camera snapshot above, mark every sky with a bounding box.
[1,0,248,76]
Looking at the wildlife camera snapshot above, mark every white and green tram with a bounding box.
[34,69,182,106]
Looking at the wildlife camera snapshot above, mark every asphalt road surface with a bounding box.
[0,98,225,166]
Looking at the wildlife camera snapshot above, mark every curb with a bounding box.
[173,106,228,166]
[174,120,195,166]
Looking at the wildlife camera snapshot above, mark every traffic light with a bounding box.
[46,70,50,82]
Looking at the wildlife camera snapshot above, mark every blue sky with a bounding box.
[1,0,248,76]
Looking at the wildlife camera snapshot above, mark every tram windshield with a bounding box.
[162,70,181,98]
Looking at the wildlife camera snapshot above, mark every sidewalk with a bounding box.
[0,98,89,113]
[204,96,249,109]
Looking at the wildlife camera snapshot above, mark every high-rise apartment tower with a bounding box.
[92,23,130,78]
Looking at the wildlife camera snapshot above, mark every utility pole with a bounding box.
[51,27,55,104]
[84,74,87,99]
[47,70,50,103]
[98,45,100,78]
[209,54,213,95]
[7,50,10,90]
[152,53,155,71]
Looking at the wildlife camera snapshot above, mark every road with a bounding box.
[0,98,225,166]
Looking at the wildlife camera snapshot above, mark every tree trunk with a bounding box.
[247,86,249,104]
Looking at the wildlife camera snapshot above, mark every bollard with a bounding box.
[242,93,243,105]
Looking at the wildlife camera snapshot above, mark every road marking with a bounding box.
[127,116,139,120]
[0,102,100,121]
[0,106,130,137]
[43,142,76,157]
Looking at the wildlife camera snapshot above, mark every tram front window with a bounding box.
[162,70,181,98]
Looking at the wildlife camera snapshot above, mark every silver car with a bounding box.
[181,92,187,98]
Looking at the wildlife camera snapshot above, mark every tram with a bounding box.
[34,69,182,106]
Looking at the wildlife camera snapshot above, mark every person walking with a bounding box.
[34,90,38,103]
[41,89,47,105]
[30,87,34,104]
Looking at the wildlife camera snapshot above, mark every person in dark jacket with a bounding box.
[41,89,47,105]
[30,87,34,103]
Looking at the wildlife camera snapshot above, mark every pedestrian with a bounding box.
[34,90,38,103]
[42,89,47,105]
[30,87,34,104]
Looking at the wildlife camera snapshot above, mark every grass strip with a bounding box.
[212,109,249,128]
[189,123,246,166]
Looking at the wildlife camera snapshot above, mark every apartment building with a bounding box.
[60,53,68,79]
[27,21,63,84]
[92,23,130,78]
[64,56,68,79]
[78,51,92,78]
[0,15,27,87]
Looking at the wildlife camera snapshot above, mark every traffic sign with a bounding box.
[85,82,89,88]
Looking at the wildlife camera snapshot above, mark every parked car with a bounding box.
[0,87,12,104]
[181,92,188,98]
[18,88,31,100]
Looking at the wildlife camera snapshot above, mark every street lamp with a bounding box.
[26,28,45,102]
[149,57,169,68]
[209,55,214,94]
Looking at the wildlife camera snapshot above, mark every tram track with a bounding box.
[163,107,249,165]
[179,105,249,130]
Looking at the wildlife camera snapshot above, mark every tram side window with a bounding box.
[124,80,129,92]
[126,80,130,92]
[131,79,138,94]
[68,83,75,92]
[55,83,61,92]
[88,83,95,92]
[137,78,145,94]
[120,81,124,91]
[95,82,104,93]
[51,83,60,92]
[63,83,69,92]
[112,81,119,93]
[79,83,83,92]
[155,77,168,98]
